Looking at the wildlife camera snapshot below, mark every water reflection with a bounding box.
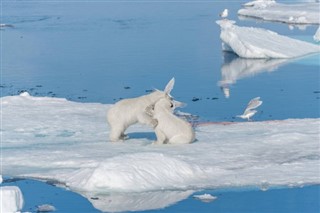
[83,190,194,212]
[218,52,290,98]
[238,15,312,31]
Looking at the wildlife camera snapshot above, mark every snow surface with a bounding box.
[238,1,320,24]
[1,93,320,212]
[216,20,320,58]
[0,186,24,213]
[314,27,320,42]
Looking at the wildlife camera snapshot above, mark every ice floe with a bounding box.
[0,186,24,213]
[238,0,320,24]
[193,193,217,202]
[1,93,320,212]
[36,204,56,212]
[314,27,320,42]
[216,20,320,58]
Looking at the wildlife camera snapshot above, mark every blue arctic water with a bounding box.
[2,0,319,122]
[1,0,319,212]
[2,178,319,213]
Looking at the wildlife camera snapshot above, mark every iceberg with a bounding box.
[1,93,320,212]
[216,20,320,58]
[238,0,320,24]
[0,186,24,213]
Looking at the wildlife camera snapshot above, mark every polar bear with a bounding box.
[146,97,195,145]
[107,78,175,142]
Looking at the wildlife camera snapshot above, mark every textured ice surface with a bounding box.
[216,20,320,58]
[238,1,320,24]
[2,93,320,211]
[0,186,24,213]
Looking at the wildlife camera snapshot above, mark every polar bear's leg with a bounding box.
[109,123,126,142]
[153,129,166,145]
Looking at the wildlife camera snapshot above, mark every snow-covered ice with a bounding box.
[238,1,320,24]
[0,186,24,213]
[36,204,56,212]
[1,93,320,212]
[314,27,320,42]
[193,193,217,202]
[216,20,320,58]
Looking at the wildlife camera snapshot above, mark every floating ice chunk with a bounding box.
[239,1,320,24]
[193,193,217,202]
[314,27,320,42]
[0,186,24,213]
[216,20,320,58]
[36,204,56,212]
[0,175,2,184]
[0,23,14,28]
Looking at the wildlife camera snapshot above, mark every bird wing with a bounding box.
[244,108,257,116]
[246,97,262,111]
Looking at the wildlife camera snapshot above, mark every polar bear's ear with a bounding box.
[164,77,175,95]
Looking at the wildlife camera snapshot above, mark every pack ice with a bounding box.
[1,93,319,212]
[238,0,320,24]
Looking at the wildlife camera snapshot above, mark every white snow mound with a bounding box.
[67,153,205,192]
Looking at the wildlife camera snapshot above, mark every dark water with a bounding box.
[1,0,319,212]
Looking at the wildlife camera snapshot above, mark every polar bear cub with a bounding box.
[107,78,175,142]
[147,97,195,144]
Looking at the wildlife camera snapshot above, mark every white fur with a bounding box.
[149,98,195,145]
[107,78,175,142]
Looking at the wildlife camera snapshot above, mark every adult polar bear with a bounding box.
[107,78,175,142]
